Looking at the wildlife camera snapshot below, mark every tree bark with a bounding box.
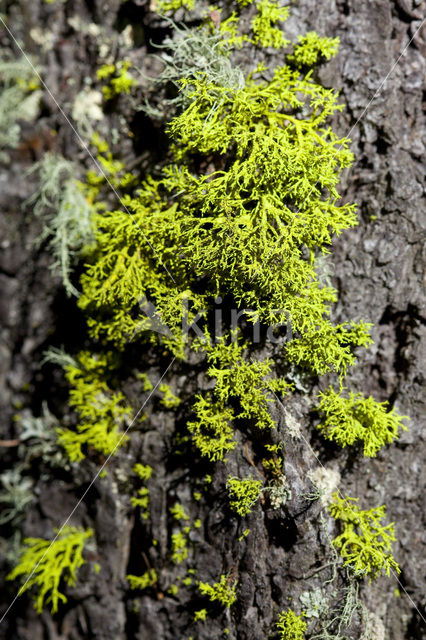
[0,1,424,639]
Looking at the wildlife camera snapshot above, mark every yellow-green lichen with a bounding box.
[329,493,400,580]
[7,526,93,614]
[198,574,237,608]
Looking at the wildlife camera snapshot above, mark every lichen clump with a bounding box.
[276,608,307,640]
[198,574,237,608]
[8,0,409,626]
[7,526,93,613]
[317,387,408,456]
[226,476,263,516]
[329,493,400,579]
[51,351,131,462]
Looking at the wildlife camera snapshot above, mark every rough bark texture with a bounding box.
[0,1,425,639]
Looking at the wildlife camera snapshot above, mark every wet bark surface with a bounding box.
[0,1,425,639]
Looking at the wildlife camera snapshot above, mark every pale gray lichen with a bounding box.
[27,153,96,296]
[0,467,34,526]
[267,475,291,509]
[0,56,41,161]
[299,587,330,619]
[284,409,302,439]
[139,21,244,119]
[361,611,385,640]
[71,88,104,136]
[307,466,340,507]
[19,402,69,468]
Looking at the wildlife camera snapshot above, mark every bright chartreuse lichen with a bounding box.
[238,528,250,541]
[45,349,131,462]
[205,337,292,429]
[276,609,307,640]
[285,320,373,377]
[7,526,93,613]
[221,0,290,49]
[97,60,135,100]
[160,383,181,409]
[127,568,157,590]
[288,32,339,67]
[171,530,189,564]
[155,0,195,12]
[78,19,370,378]
[226,476,263,516]
[168,583,179,595]
[88,132,137,189]
[316,387,408,456]
[187,394,236,462]
[251,0,290,49]
[262,442,284,477]
[216,12,252,49]
[131,487,150,517]
[133,463,153,481]
[182,573,193,586]
[328,493,400,580]
[198,574,237,608]
[137,372,154,392]
[170,502,190,521]
[131,464,153,519]
[188,335,292,460]
[193,608,208,621]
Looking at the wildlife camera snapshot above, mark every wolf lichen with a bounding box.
[226,476,263,516]
[262,443,284,478]
[187,336,292,458]
[170,502,190,521]
[22,1,408,621]
[133,463,153,481]
[155,0,195,12]
[97,60,135,100]
[193,608,208,621]
[288,32,340,67]
[316,387,408,456]
[187,394,236,461]
[285,320,373,377]
[187,337,292,458]
[329,493,400,580]
[171,531,189,564]
[131,464,153,519]
[127,568,157,590]
[7,526,93,613]
[79,20,370,379]
[198,574,237,608]
[205,338,292,428]
[251,0,289,49]
[131,487,150,517]
[45,350,131,462]
[160,383,181,409]
[276,609,307,640]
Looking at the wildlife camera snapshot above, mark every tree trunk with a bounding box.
[0,1,424,639]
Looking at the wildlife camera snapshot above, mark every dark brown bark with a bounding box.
[0,1,424,638]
